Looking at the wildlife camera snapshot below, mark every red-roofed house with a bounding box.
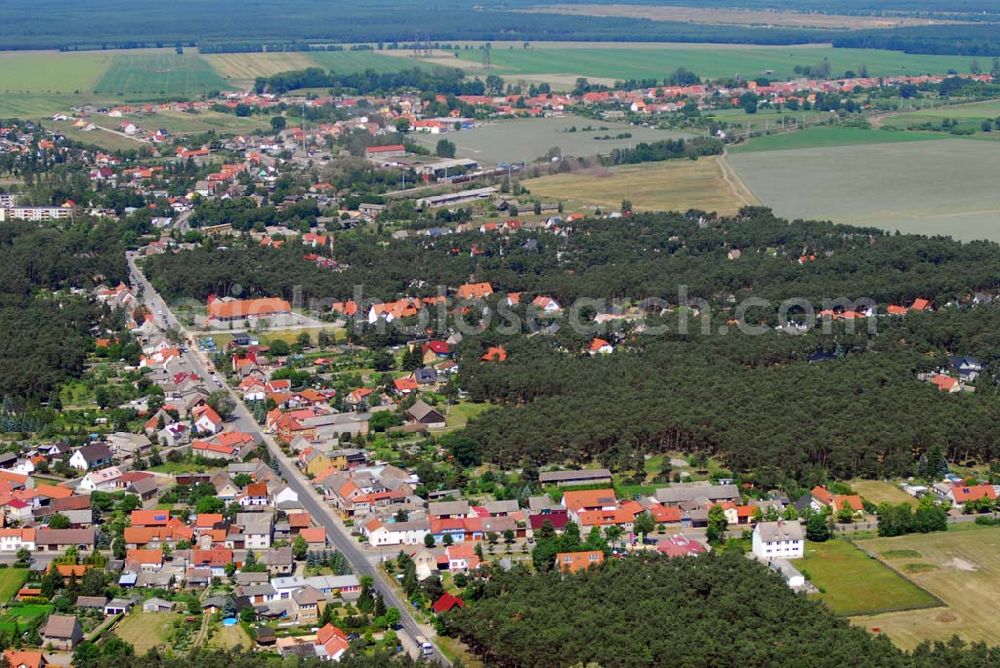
[657,535,708,558]
[432,593,464,614]
[193,405,224,435]
[930,374,961,393]
[556,550,604,574]
[948,483,997,505]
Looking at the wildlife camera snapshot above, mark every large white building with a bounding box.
[1,206,73,222]
[364,518,430,547]
[0,527,36,552]
[751,520,805,561]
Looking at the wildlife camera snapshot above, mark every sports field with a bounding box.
[413,115,689,164]
[727,138,1000,241]
[797,539,940,617]
[522,156,755,215]
[446,44,977,85]
[853,527,1000,649]
[730,126,947,153]
[95,52,228,96]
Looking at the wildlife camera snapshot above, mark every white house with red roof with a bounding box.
[192,405,224,435]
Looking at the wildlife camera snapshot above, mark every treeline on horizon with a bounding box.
[253,67,486,96]
[3,0,1000,56]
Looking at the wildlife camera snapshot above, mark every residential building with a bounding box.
[41,615,82,650]
[556,550,604,574]
[538,469,613,487]
[69,443,113,470]
[752,521,805,561]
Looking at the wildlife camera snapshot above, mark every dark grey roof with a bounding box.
[77,442,112,463]
[654,484,739,505]
[538,468,612,484]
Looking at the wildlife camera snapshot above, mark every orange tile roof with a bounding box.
[207,297,291,319]
[300,527,326,543]
[126,548,164,565]
[456,282,493,300]
[562,488,617,512]
[195,513,224,528]
[481,346,507,362]
[131,509,171,526]
[556,550,604,574]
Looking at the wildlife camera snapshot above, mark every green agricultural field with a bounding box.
[449,44,977,85]
[413,115,689,164]
[883,98,1000,124]
[0,94,95,119]
[853,526,1000,649]
[730,126,946,153]
[309,50,413,74]
[139,109,270,135]
[0,51,113,94]
[523,156,755,215]
[797,539,939,617]
[879,99,1000,137]
[203,52,320,84]
[0,569,28,602]
[727,138,1000,241]
[95,52,228,96]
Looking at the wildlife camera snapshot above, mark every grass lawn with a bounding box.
[797,539,939,617]
[852,526,1000,649]
[0,603,54,633]
[205,621,252,650]
[95,52,228,97]
[207,327,345,349]
[730,126,946,153]
[0,570,29,602]
[446,401,491,429]
[150,460,220,474]
[850,480,918,508]
[523,156,755,215]
[114,611,184,654]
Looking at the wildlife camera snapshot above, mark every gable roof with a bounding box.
[555,550,604,574]
[43,614,80,639]
[432,592,464,613]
